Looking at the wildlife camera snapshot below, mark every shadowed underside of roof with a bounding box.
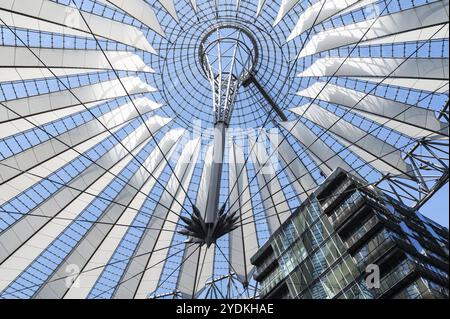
[0,0,448,299]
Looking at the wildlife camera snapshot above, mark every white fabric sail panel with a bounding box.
[0,129,112,206]
[0,47,154,75]
[298,0,450,57]
[112,137,198,298]
[189,0,197,11]
[291,104,414,179]
[281,120,359,177]
[0,139,148,293]
[134,138,201,299]
[1,76,156,121]
[192,245,215,296]
[0,0,156,54]
[298,55,450,91]
[0,183,113,294]
[354,77,449,93]
[298,57,449,81]
[287,0,360,41]
[195,145,214,218]
[0,68,102,83]
[63,179,155,298]
[256,0,267,16]
[274,137,318,201]
[362,23,449,46]
[298,82,448,138]
[0,111,170,186]
[0,103,95,139]
[1,99,163,167]
[228,143,258,284]
[35,128,178,298]
[62,129,184,299]
[176,146,215,297]
[0,117,169,268]
[274,0,300,25]
[95,0,165,36]
[0,6,84,38]
[0,47,154,82]
[249,136,290,233]
[334,0,379,17]
[0,97,161,139]
[175,145,213,297]
[158,0,179,21]
[176,244,201,298]
[350,107,449,141]
[95,100,161,132]
[176,244,215,298]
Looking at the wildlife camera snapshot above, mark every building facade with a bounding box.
[251,168,449,299]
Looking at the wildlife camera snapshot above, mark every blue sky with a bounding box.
[420,182,449,228]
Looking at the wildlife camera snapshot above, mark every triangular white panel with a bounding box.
[291,104,414,179]
[299,0,449,57]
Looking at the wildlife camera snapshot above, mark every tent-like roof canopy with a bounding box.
[0,0,448,299]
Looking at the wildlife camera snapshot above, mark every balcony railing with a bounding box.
[356,235,397,270]
[375,259,416,298]
[260,266,285,298]
[321,179,354,213]
[345,214,381,251]
[329,192,365,229]
[254,253,277,281]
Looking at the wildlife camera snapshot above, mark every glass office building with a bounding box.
[251,168,449,299]
[0,0,448,299]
